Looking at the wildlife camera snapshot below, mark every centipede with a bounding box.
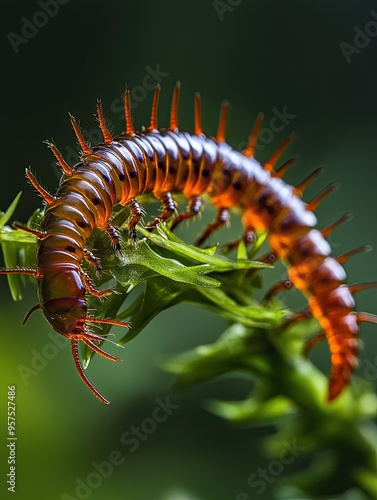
[1,82,376,404]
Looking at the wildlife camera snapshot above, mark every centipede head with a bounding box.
[41,297,88,335]
[25,296,128,404]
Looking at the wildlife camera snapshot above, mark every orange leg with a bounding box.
[13,222,46,239]
[86,316,130,329]
[264,279,292,302]
[195,207,228,246]
[105,221,123,255]
[283,309,312,331]
[258,250,278,264]
[171,195,202,231]
[81,270,112,298]
[147,192,175,230]
[0,268,38,276]
[223,230,255,252]
[303,331,326,357]
[25,169,55,204]
[84,248,102,274]
[128,199,144,244]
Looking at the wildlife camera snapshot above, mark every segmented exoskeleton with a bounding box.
[1,82,376,404]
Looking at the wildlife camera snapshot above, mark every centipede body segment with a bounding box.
[1,82,376,404]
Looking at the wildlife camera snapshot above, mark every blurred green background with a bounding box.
[1,1,377,499]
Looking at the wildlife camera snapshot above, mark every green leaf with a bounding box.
[0,192,22,228]
[0,193,37,300]
[352,468,377,497]
[206,395,296,425]
[138,223,270,272]
[115,238,222,289]
[165,320,377,499]
[1,198,377,500]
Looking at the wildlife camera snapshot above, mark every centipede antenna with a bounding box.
[45,141,73,175]
[22,304,41,325]
[306,182,338,212]
[169,81,181,131]
[96,100,113,143]
[194,92,202,135]
[124,88,135,135]
[294,167,323,197]
[69,113,92,155]
[80,336,121,363]
[25,168,55,204]
[349,282,377,294]
[264,134,295,172]
[12,222,46,239]
[273,158,296,179]
[216,100,229,143]
[70,338,110,404]
[148,84,161,131]
[242,112,264,158]
[321,213,352,238]
[336,245,372,264]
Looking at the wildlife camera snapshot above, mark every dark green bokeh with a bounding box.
[1,1,377,499]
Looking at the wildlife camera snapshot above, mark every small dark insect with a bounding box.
[1,83,376,403]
